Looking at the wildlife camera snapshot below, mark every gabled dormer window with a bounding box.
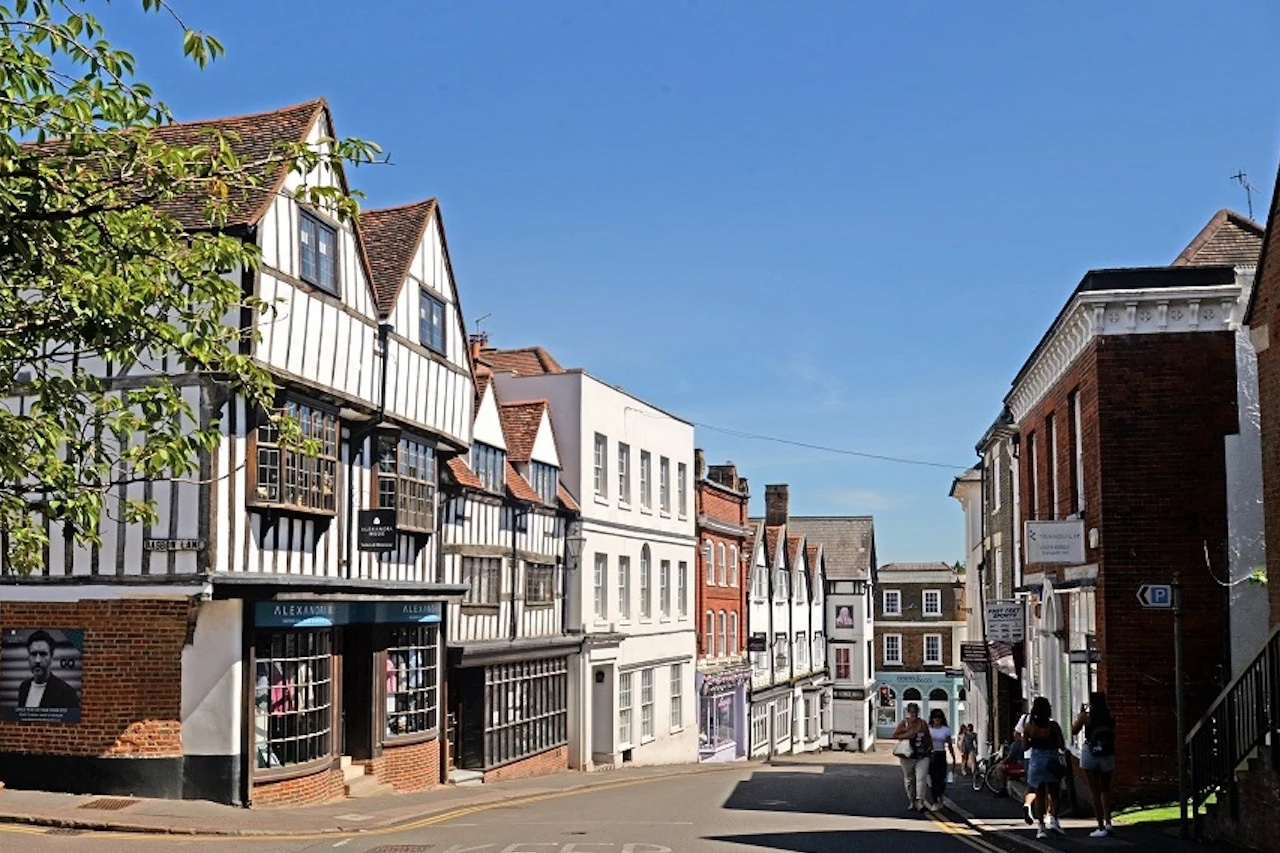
[795,573,807,604]
[377,433,436,532]
[252,399,338,513]
[776,567,790,600]
[529,461,558,504]
[299,211,338,293]
[470,442,505,493]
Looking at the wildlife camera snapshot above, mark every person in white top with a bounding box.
[925,708,957,810]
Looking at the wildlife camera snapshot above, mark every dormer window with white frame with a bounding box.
[529,461,558,505]
[776,567,790,600]
[922,589,942,617]
[298,210,338,293]
[882,589,901,616]
[752,565,768,601]
[470,442,505,493]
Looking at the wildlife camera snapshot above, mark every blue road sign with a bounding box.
[1137,583,1174,609]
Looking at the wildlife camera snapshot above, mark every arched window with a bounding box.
[903,687,922,701]
[640,545,652,618]
[717,611,728,658]
[729,546,739,587]
[929,688,948,701]
[717,543,727,585]
[704,611,714,657]
[958,687,967,701]
[729,612,739,655]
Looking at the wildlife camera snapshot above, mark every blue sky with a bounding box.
[108,1,1280,563]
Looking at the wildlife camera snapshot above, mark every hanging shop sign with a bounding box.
[255,600,442,628]
[357,508,398,552]
[1025,519,1085,564]
[832,688,865,701]
[747,633,768,652]
[985,599,1026,643]
[961,641,989,669]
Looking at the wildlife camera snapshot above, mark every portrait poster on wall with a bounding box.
[0,628,83,723]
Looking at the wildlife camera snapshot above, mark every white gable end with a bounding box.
[386,213,469,378]
[529,410,560,467]
[473,384,506,449]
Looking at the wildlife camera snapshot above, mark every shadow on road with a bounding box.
[705,829,973,853]
[721,760,920,820]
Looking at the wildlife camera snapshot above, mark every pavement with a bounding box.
[942,766,1240,852]
[0,761,741,837]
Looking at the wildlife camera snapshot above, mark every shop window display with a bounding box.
[254,630,333,770]
[385,624,439,737]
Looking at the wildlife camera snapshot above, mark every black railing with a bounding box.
[1186,623,1280,835]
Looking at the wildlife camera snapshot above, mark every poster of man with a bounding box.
[835,605,854,628]
[0,628,83,723]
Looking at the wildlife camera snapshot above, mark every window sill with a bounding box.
[640,735,655,745]
[639,507,654,516]
[594,496,610,506]
[252,754,335,785]
[524,602,556,610]
[381,728,439,749]
[619,502,632,511]
[245,501,337,520]
[670,726,683,734]
[659,511,671,519]
[461,604,500,614]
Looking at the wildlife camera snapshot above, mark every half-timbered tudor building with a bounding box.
[0,101,475,807]
[746,485,832,758]
[476,339,699,768]
[694,452,752,762]
[439,351,582,783]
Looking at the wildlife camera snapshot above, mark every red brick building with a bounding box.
[1007,229,1260,802]
[694,451,752,761]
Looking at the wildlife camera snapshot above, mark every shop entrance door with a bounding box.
[340,625,375,761]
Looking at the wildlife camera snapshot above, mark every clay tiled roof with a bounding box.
[505,462,543,504]
[879,561,955,574]
[360,199,437,315]
[498,401,548,463]
[786,517,875,581]
[445,456,483,489]
[764,526,783,564]
[479,346,564,376]
[1172,209,1263,267]
[557,483,580,513]
[806,545,821,584]
[148,99,328,229]
[787,535,803,571]
[474,364,493,407]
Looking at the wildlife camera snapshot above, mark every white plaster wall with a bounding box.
[491,373,583,500]
[181,599,243,757]
[1229,312,1269,672]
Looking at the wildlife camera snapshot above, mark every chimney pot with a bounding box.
[469,332,489,363]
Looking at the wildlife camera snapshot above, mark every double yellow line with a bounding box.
[0,772,679,843]
[928,809,1009,853]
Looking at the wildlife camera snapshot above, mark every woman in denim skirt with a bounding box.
[1072,691,1116,838]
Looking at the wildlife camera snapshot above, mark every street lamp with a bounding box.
[565,520,586,572]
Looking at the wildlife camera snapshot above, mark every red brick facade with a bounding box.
[0,599,191,758]
[1252,202,1280,625]
[695,455,750,661]
[1017,332,1237,801]
[365,737,442,792]
[483,745,569,783]
[252,766,346,807]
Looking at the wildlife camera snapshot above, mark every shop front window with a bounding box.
[385,624,439,738]
[484,658,568,767]
[254,629,333,770]
[700,692,737,750]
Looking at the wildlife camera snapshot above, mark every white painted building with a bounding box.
[787,517,877,752]
[481,347,698,768]
[746,486,832,758]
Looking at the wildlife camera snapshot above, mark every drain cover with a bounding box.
[366,847,434,853]
[79,798,140,811]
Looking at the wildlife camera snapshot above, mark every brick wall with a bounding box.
[696,473,749,661]
[1018,332,1237,802]
[483,744,569,783]
[877,626,957,670]
[1254,215,1280,624]
[1206,748,1280,851]
[0,599,192,757]
[252,767,346,807]
[365,737,441,792]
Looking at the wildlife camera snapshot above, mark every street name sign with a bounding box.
[1068,648,1103,664]
[1137,582,1174,610]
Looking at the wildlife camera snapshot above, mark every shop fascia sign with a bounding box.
[255,600,442,628]
[1024,519,1085,564]
[985,599,1026,643]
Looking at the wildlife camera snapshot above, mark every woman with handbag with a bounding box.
[1072,691,1116,837]
[891,702,932,812]
[1020,696,1067,839]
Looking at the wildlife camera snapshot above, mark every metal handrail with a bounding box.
[1186,622,1280,834]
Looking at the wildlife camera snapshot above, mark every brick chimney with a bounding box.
[708,462,738,491]
[469,332,489,363]
[694,448,706,480]
[765,484,789,527]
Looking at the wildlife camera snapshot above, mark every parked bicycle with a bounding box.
[972,741,1025,794]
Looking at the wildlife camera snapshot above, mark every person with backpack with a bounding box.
[1072,691,1116,838]
[891,702,932,812]
[1020,696,1067,839]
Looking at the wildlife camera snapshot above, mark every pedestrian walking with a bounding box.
[1021,696,1067,839]
[1072,691,1116,838]
[926,709,957,810]
[960,724,978,776]
[891,702,932,812]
